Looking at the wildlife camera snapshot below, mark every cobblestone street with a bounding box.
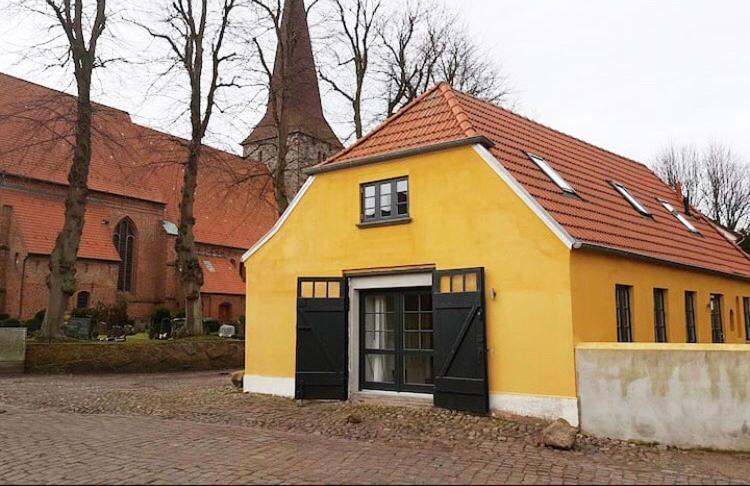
[1,371,748,485]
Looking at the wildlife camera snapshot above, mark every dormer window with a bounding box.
[360,177,409,224]
[659,199,700,234]
[611,181,651,217]
[527,153,576,195]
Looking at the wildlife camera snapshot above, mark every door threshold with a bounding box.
[351,390,433,409]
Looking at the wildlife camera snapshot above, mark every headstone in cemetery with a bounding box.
[64,317,92,340]
[218,324,236,339]
[110,325,126,342]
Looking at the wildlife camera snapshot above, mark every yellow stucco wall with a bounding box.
[571,250,750,344]
[245,145,578,399]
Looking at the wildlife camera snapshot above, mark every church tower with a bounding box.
[242,0,342,202]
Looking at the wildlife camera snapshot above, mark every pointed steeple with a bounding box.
[242,0,341,149]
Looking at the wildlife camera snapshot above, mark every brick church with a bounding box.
[0,0,340,323]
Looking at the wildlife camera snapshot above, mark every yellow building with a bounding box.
[242,84,750,424]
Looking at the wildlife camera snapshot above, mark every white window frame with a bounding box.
[659,200,700,234]
[611,181,652,216]
[527,153,576,195]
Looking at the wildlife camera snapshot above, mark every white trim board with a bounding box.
[241,175,316,262]
[490,392,579,426]
[347,273,433,396]
[243,375,295,398]
[473,144,576,250]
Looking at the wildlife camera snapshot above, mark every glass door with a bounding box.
[360,289,434,393]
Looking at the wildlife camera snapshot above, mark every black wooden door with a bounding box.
[296,277,348,400]
[432,268,489,413]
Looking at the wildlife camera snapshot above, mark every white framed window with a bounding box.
[659,200,700,234]
[527,153,576,195]
[611,181,651,216]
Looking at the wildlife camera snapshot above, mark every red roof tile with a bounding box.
[0,188,121,262]
[0,72,278,251]
[199,256,245,295]
[321,83,750,279]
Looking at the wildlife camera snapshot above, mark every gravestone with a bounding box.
[218,324,236,339]
[64,317,92,340]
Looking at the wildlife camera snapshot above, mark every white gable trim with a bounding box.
[241,176,316,263]
[473,144,576,250]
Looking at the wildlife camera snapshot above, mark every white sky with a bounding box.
[2,0,749,164]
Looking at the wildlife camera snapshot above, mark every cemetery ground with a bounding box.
[0,372,748,485]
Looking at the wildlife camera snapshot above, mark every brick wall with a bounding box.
[0,177,250,322]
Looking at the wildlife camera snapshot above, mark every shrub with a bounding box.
[174,309,186,319]
[0,313,9,321]
[151,307,172,324]
[203,319,221,334]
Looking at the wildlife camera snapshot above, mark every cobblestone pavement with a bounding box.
[1,371,748,485]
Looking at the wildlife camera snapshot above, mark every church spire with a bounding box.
[242,0,341,149]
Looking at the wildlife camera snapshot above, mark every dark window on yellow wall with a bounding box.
[361,177,408,223]
[710,294,725,343]
[653,289,668,342]
[615,285,633,342]
[744,297,750,342]
[685,291,697,343]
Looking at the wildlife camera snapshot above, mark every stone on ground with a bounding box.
[230,370,244,389]
[541,418,578,450]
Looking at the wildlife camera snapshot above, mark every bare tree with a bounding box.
[319,0,382,139]
[16,0,110,340]
[652,143,703,208]
[652,142,750,232]
[703,143,750,231]
[378,1,511,118]
[143,0,239,336]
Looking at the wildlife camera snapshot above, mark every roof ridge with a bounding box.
[452,88,655,173]
[438,83,479,138]
[320,84,446,166]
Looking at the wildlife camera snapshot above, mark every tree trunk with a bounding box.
[176,144,204,336]
[40,81,93,340]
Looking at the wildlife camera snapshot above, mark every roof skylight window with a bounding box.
[527,153,576,195]
[611,182,651,216]
[660,200,700,234]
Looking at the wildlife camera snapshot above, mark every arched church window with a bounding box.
[76,291,90,309]
[113,218,136,292]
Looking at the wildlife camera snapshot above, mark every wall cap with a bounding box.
[576,342,750,352]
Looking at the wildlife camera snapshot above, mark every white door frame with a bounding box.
[347,272,433,397]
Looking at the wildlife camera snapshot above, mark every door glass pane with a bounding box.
[365,354,395,384]
[464,272,478,292]
[365,294,394,313]
[451,274,464,292]
[420,294,432,311]
[405,294,419,311]
[314,281,328,298]
[404,331,420,349]
[439,275,451,293]
[404,354,433,386]
[327,281,341,298]
[404,312,419,330]
[301,281,314,298]
[421,332,433,350]
[421,313,433,330]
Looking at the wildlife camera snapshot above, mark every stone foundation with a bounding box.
[25,339,243,374]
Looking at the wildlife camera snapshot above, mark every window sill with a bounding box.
[357,217,412,229]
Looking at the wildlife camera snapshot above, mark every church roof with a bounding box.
[242,0,341,148]
[0,72,278,252]
[315,83,750,280]
[199,256,245,295]
[1,188,121,262]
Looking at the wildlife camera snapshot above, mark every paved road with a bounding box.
[0,372,747,485]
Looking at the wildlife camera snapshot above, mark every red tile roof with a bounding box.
[320,84,750,279]
[199,256,245,295]
[0,72,278,251]
[0,188,121,262]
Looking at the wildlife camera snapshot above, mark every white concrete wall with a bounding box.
[576,343,750,451]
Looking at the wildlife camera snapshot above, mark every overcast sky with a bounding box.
[2,0,749,164]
